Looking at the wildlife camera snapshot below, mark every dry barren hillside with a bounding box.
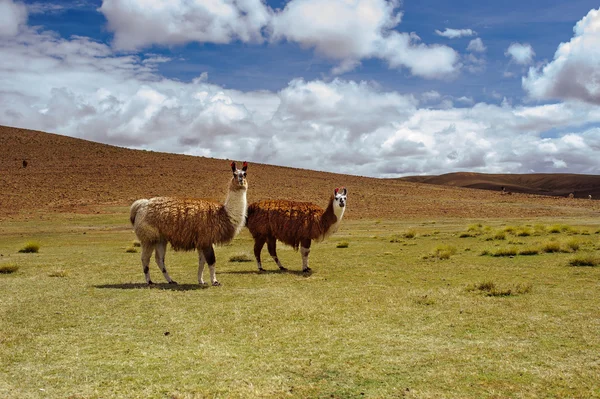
[401,172,600,198]
[2,125,600,220]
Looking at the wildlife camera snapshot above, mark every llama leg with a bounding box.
[300,239,312,272]
[141,243,156,284]
[202,246,221,286]
[155,240,177,284]
[267,237,286,270]
[197,251,207,285]
[253,236,267,272]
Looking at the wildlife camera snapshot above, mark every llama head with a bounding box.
[333,187,347,208]
[230,161,248,189]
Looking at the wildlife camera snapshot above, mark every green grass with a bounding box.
[18,241,40,253]
[1,212,600,398]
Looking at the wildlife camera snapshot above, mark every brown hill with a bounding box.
[400,172,600,198]
[2,125,599,220]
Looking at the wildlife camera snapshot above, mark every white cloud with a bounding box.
[435,28,476,39]
[0,0,27,37]
[271,0,460,79]
[2,22,600,177]
[99,0,272,50]
[505,42,535,65]
[467,38,486,52]
[523,8,600,105]
[98,0,460,79]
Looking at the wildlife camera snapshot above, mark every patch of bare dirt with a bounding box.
[2,125,600,220]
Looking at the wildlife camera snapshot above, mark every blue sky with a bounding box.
[1,0,599,177]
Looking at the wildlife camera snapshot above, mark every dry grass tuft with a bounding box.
[229,254,252,262]
[491,247,518,257]
[336,241,349,248]
[48,270,69,278]
[18,241,40,253]
[467,281,533,297]
[0,264,19,274]
[518,247,540,256]
[542,241,562,253]
[568,254,600,267]
[125,246,138,253]
[432,245,457,260]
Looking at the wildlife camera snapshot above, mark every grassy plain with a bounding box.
[1,210,599,398]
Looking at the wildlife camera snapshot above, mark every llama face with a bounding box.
[334,187,347,208]
[230,161,248,187]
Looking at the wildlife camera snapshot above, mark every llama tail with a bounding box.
[130,199,149,225]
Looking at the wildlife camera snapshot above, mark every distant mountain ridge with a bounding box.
[399,172,600,198]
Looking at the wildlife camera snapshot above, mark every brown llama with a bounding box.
[246,187,347,272]
[130,162,248,286]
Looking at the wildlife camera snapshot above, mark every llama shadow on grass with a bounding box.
[221,269,313,277]
[94,283,209,291]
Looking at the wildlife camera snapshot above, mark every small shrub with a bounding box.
[549,224,575,234]
[459,233,476,238]
[132,241,142,247]
[229,254,252,262]
[413,295,435,306]
[542,241,561,253]
[516,228,532,237]
[389,235,403,243]
[565,238,580,252]
[503,226,517,234]
[494,231,506,240]
[49,270,68,278]
[0,264,19,274]
[467,223,483,232]
[548,225,562,234]
[480,249,491,256]
[569,255,600,267]
[533,224,546,235]
[18,241,40,253]
[518,247,540,256]
[125,247,138,253]
[492,247,518,257]
[404,230,416,239]
[468,281,532,297]
[336,241,349,248]
[433,245,457,260]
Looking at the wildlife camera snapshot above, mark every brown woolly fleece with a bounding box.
[139,197,236,251]
[246,196,338,250]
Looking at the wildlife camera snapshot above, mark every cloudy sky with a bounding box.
[1,0,599,177]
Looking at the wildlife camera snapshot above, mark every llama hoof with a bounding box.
[278,266,288,271]
[258,268,266,273]
[212,281,221,287]
[302,267,312,273]
[147,280,155,285]
[168,280,178,285]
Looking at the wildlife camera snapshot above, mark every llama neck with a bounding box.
[319,196,345,240]
[224,185,248,235]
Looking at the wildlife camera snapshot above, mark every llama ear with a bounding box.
[242,161,248,172]
[230,162,236,172]
[341,187,347,195]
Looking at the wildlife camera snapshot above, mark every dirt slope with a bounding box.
[2,125,600,220]
[401,172,600,198]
